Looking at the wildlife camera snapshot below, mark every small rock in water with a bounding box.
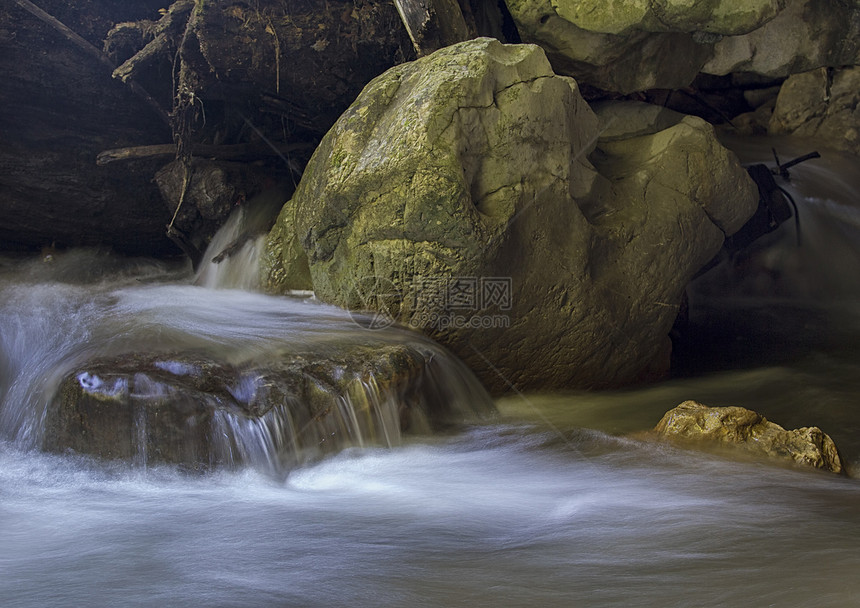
[652,400,843,474]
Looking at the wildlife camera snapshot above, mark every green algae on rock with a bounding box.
[264,38,757,393]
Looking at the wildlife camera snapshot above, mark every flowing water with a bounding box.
[2,136,860,607]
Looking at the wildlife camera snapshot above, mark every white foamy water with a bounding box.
[0,250,490,460]
[1,427,859,608]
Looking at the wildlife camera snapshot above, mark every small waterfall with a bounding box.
[211,402,301,473]
[44,337,493,473]
[0,246,494,472]
[695,137,860,302]
[206,369,429,475]
[0,281,104,446]
[133,400,148,470]
[193,206,268,290]
[194,185,290,290]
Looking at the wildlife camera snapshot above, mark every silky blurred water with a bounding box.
[1,136,860,607]
[1,427,859,608]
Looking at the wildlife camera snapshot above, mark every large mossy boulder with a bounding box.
[503,0,716,93]
[654,400,843,473]
[44,344,492,471]
[703,0,860,80]
[545,0,785,36]
[503,0,860,94]
[502,0,784,93]
[264,38,757,393]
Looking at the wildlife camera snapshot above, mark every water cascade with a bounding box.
[0,230,493,474]
[2,138,860,606]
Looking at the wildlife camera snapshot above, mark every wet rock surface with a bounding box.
[265,39,757,393]
[769,66,860,155]
[44,344,492,470]
[653,400,843,473]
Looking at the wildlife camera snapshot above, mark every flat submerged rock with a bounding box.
[44,343,493,471]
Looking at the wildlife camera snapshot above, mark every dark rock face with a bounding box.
[153,159,287,263]
[1,1,414,257]
[44,344,493,471]
[14,0,167,47]
[168,0,415,137]
[0,1,174,255]
[653,400,843,474]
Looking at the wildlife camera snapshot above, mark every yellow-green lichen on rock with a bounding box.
[550,0,783,35]
[704,0,860,78]
[551,0,651,35]
[263,197,313,293]
[506,0,859,93]
[652,0,785,35]
[264,38,757,393]
[505,0,715,92]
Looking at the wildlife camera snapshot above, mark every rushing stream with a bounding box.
[2,136,860,606]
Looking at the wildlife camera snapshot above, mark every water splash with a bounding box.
[194,206,268,290]
[194,185,289,290]
[0,282,104,446]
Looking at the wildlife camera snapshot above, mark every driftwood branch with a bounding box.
[166,225,203,269]
[11,0,170,125]
[771,149,821,180]
[112,33,169,82]
[96,141,317,166]
[393,0,468,56]
[212,234,257,264]
[112,0,194,83]
[12,0,114,70]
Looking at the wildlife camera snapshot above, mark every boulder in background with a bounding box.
[768,66,860,155]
